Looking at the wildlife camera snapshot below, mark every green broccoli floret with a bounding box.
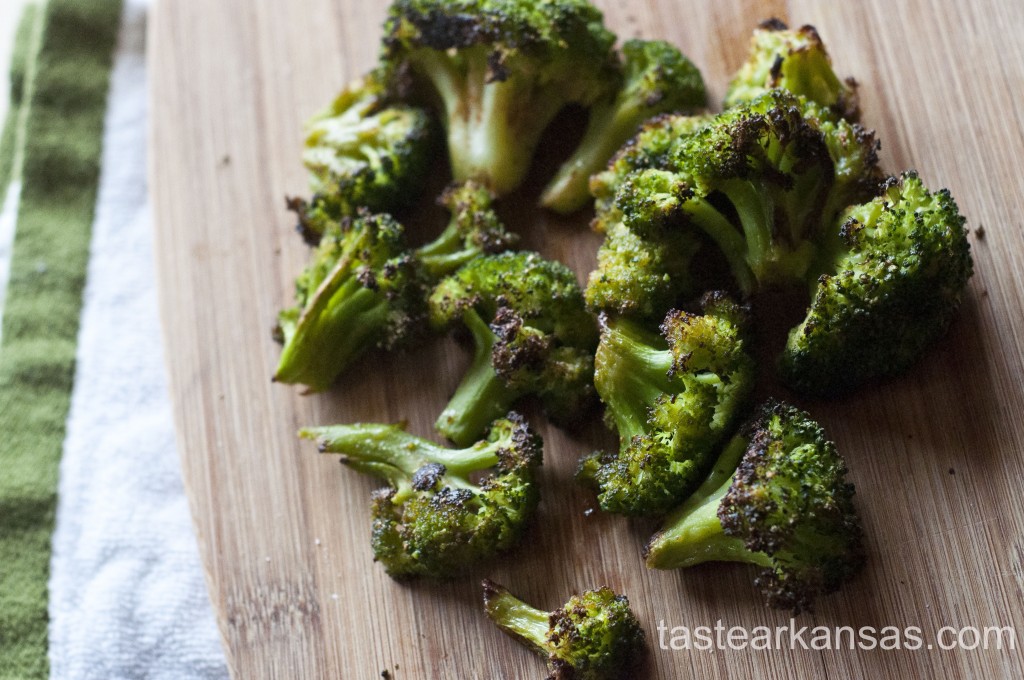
[584,219,700,320]
[645,400,865,613]
[589,112,712,228]
[482,580,646,680]
[615,90,881,295]
[382,0,618,194]
[290,69,436,243]
[429,251,598,446]
[302,413,541,578]
[578,292,755,516]
[781,171,973,395]
[416,179,519,279]
[540,39,707,214]
[273,210,424,391]
[725,19,859,120]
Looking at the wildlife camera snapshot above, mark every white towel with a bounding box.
[47,1,228,677]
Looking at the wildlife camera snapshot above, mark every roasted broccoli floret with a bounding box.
[273,210,424,391]
[540,39,707,214]
[589,112,712,228]
[725,19,858,120]
[416,179,519,279]
[302,413,541,578]
[781,171,973,395]
[429,251,598,446]
[616,90,881,294]
[483,580,646,680]
[645,401,865,613]
[290,69,436,243]
[578,292,755,516]
[382,0,618,194]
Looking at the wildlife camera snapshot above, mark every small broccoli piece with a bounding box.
[415,180,519,279]
[382,0,618,194]
[482,580,646,680]
[781,171,973,395]
[302,413,542,578]
[645,400,865,613]
[589,112,712,228]
[540,39,707,214]
[578,292,755,516]
[725,19,858,120]
[429,251,597,445]
[615,90,881,294]
[273,210,424,391]
[584,218,700,320]
[291,69,436,243]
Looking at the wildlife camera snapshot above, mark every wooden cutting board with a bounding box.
[149,0,1024,677]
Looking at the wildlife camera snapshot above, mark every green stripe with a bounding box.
[0,0,122,677]
[0,3,42,194]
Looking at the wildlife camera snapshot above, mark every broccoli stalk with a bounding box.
[482,580,646,680]
[302,413,542,578]
[645,401,865,613]
[540,39,706,214]
[383,0,618,194]
[430,251,598,446]
[578,293,754,517]
[273,211,424,391]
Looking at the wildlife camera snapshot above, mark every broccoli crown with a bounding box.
[578,292,755,516]
[590,112,712,228]
[429,251,598,445]
[614,90,881,293]
[382,0,618,194]
[781,171,973,395]
[273,210,425,391]
[482,580,646,680]
[415,179,519,279]
[293,70,436,242]
[584,218,700,320]
[645,400,865,613]
[302,413,542,578]
[724,19,859,120]
[540,39,707,214]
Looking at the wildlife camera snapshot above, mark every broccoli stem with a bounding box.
[596,319,676,442]
[646,437,773,569]
[436,309,519,446]
[416,220,478,280]
[681,198,756,295]
[482,580,551,657]
[301,421,506,503]
[541,99,648,214]
[274,267,389,391]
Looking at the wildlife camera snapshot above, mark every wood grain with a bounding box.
[149,0,1024,677]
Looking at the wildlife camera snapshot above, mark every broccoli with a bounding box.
[429,251,598,446]
[781,171,973,395]
[382,0,618,195]
[584,113,711,319]
[724,19,859,120]
[302,413,542,578]
[540,39,707,214]
[482,580,646,680]
[416,179,519,279]
[614,90,882,294]
[578,292,755,516]
[589,112,712,229]
[644,400,865,613]
[273,210,424,391]
[290,69,436,243]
